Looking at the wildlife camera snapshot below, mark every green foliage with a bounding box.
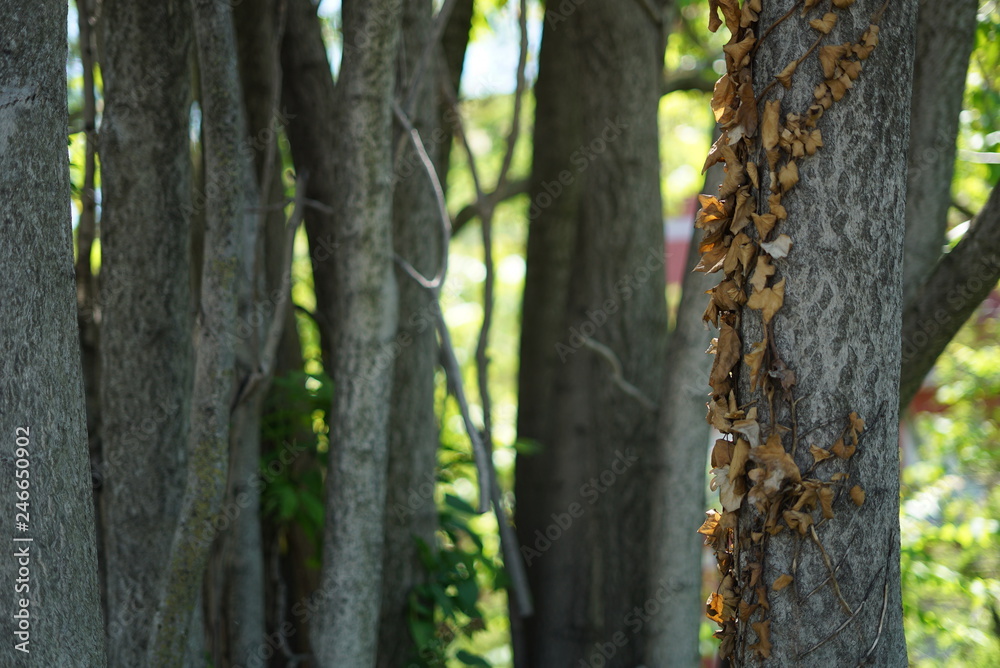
[902,314,1000,666]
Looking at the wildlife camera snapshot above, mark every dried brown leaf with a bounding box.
[850,485,866,506]
[810,444,833,464]
[751,619,772,658]
[761,234,792,259]
[809,12,838,34]
[749,256,776,293]
[776,60,798,88]
[778,161,799,192]
[746,278,785,323]
[772,574,794,591]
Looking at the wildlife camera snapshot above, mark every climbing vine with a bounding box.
[696,0,889,660]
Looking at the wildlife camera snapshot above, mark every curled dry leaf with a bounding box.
[745,340,767,390]
[768,193,787,220]
[810,444,833,463]
[776,59,798,88]
[850,485,866,506]
[761,234,792,259]
[751,619,772,659]
[729,438,751,480]
[732,187,755,233]
[706,591,725,624]
[698,509,722,539]
[709,321,741,392]
[761,100,781,151]
[802,0,822,14]
[732,417,762,448]
[747,162,760,189]
[749,255,776,292]
[819,44,849,79]
[748,432,801,504]
[723,32,757,70]
[741,0,761,27]
[849,411,866,433]
[711,438,734,468]
[783,509,814,535]
[746,278,786,323]
[711,466,745,512]
[830,437,856,460]
[818,486,835,518]
[833,0,856,7]
[772,574,794,591]
[712,74,736,122]
[809,12,838,34]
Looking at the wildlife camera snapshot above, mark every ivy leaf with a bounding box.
[772,574,794,591]
[833,0,856,7]
[761,234,792,259]
[778,161,799,192]
[751,619,772,658]
[810,444,834,463]
[850,486,866,506]
[455,650,491,667]
[776,60,798,89]
[750,256,776,292]
[747,278,786,323]
[809,12,838,34]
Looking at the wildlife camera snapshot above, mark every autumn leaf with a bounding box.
[776,59,798,88]
[850,485,866,506]
[783,509,814,535]
[833,0,856,7]
[745,340,767,390]
[778,161,799,191]
[711,74,736,122]
[732,417,762,448]
[768,193,787,220]
[810,444,833,464]
[830,471,849,482]
[761,100,780,151]
[698,509,722,538]
[706,591,725,623]
[749,256,775,292]
[723,33,756,70]
[746,278,786,323]
[802,0,822,14]
[752,212,777,240]
[830,437,856,460]
[818,486,835,518]
[819,44,849,79]
[741,0,762,27]
[732,187,755,233]
[729,438,751,480]
[809,12,838,34]
[711,466,745,512]
[849,411,866,433]
[709,321,741,392]
[751,619,772,658]
[711,438,734,468]
[748,432,801,506]
[761,234,792,259]
[772,574,794,591]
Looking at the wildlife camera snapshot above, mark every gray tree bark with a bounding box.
[377,0,448,664]
[310,1,403,665]
[147,0,245,661]
[97,1,194,664]
[0,2,107,665]
[725,1,917,664]
[646,163,723,668]
[515,1,669,665]
[901,0,979,308]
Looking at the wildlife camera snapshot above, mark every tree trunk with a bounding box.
[97,1,194,664]
[515,1,669,665]
[0,1,106,664]
[147,0,245,660]
[310,1,403,665]
[703,1,918,664]
[646,162,723,667]
[377,0,447,664]
[901,0,978,308]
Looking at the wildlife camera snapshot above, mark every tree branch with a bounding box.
[899,184,1000,410]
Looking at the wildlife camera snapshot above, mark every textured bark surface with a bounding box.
[515,1,668,664]
[901,0,978,307]
[281,0,340,371]
[97,1,194,664]
[900,184,1000,409]
[147,0,244,661]
[732,1,917,664]
[311,1,403,665]
[377,0,445,665]
[0,2,107,664]
[646,164,722,668]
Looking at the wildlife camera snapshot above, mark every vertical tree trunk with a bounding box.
[901,0,978,307]
[377,0,447,664]
[646,162,724,667]
[311,1,403,665]
[97,1,194,664]
[716,1,918,664]
[147,0,245,661]
[515,1,669,664]
[0,0,106,664]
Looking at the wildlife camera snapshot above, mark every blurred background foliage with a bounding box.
[65,0,1000,665]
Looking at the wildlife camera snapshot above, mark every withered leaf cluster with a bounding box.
[698,1,884,660]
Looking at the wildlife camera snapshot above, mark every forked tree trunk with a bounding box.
[515,1,669,664]
[97,1,194,664]
[0,2,106,665]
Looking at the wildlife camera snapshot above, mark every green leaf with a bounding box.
[455,649,491,666]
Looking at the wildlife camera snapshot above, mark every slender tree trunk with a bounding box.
[311,1,403,665]
[377,0,447,664]
[901,0,978,308]
[646,162,723,667]
[147,0,246,660]
[714,1,918,664]
[0,1,106,664]
[97,1,194,664]
[515,2,669,665]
